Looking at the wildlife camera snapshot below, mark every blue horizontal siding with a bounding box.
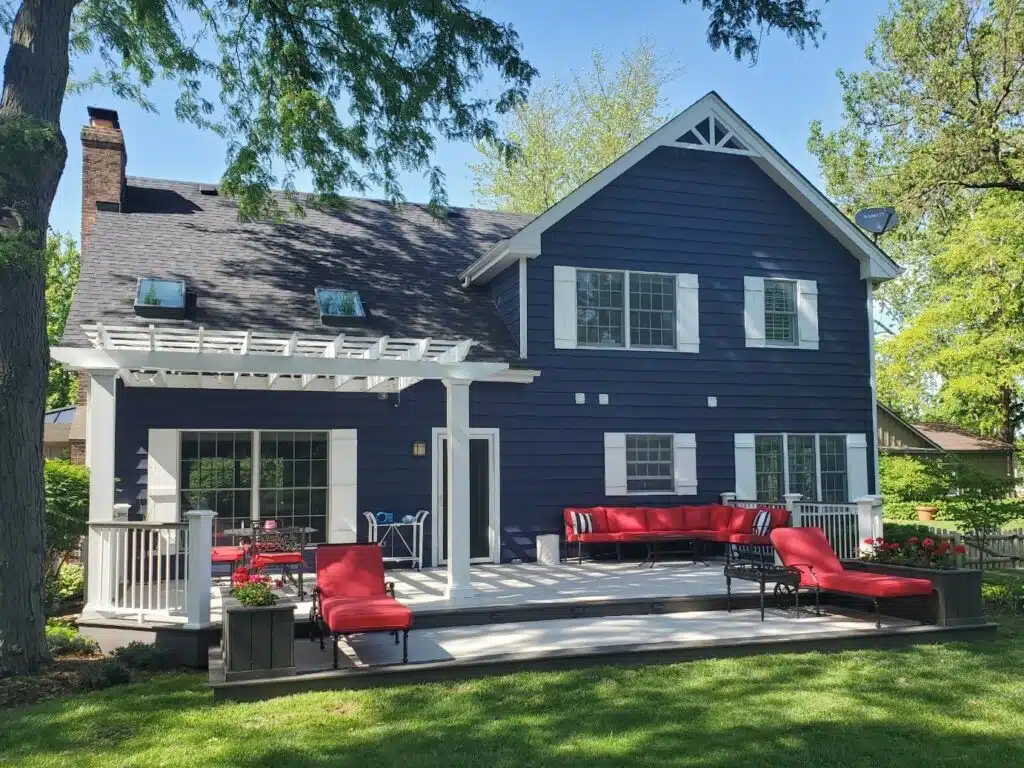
[489,262,519,348]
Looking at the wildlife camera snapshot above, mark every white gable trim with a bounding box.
[459,92,902,286]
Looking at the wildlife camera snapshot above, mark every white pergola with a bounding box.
[52,324,516,602]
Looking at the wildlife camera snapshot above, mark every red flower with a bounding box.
[908,536,919,545]
[274,579,284,588]
[232,566,250,587]
[922,538,935,549]
[864,538,875,545]
[954,545,967,554]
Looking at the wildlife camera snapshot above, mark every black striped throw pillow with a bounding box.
[571,511,594,535]
[752,509,772,536]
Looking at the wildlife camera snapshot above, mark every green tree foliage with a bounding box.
[43,459,89,583]
[687,0,826,63]
[472,41,675,214]
[45,233,79,408]
[808,0,1024,320]
[879,454,950,502]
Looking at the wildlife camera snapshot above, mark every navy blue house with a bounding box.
[59,93,901,570]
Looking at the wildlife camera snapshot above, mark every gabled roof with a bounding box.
[877,402,945,452]
[914,423,1014,453]
[460,91,903,285]
[65,178,533,362]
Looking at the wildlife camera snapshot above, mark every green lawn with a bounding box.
[3,615,1024,767]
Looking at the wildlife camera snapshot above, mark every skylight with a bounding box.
[134,278,186,319]
[316,287,366,325]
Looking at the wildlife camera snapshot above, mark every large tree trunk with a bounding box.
[0,0,77,676]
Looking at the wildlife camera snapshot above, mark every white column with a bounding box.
[856,495,883,554]
[85,371,117,613]
[443,379,474,601]
[784,493,803,526]
[720,492,737,505]
[185,509,216,628]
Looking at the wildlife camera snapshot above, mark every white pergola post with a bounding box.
[185,509,216,627]
[443,378,474,602]
[84,371,117,611]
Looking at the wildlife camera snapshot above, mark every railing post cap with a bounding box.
[185,509,217,519]
[854,495,882,504]
[783,493,803,502]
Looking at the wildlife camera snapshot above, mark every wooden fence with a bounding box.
[924,526,1024,570]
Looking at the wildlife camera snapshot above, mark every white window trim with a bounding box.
[753,432,852,502]
[606,431,697,497]
[573,267,698,353]
[745,276,819,351]
[162,428,353,543]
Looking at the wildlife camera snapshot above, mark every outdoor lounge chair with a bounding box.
[770,527,933,628]
[310,543,413,668]
[211,545,245,566]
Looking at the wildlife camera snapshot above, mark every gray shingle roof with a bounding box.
[64,178,533,361]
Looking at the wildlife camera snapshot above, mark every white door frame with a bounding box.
[431,427,501,566]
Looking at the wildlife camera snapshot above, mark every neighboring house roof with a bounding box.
[64,178,533,361]
[43,405,77,424]
[913,423,1014,453]
[43,406,78,446]
[460,91,903,285]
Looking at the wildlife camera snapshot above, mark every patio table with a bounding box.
[221,526,317,598]
[724,562,802,621]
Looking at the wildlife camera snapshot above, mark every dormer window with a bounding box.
[135,278,186,319]
[316,287,366,326]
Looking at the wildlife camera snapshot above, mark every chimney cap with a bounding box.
[87,106,120,129]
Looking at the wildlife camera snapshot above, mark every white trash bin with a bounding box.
[536,533,561,566]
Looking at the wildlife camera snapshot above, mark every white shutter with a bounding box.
[846,433,869,500]
[329,429,358,543]
[797,279,819,350]
[673,433,697,495]
[147,429,179,522]
[734,433,757,501]
[743,276,766,348]
[553,266,578,349]
[676,273,699,353]
[604,433,627,496]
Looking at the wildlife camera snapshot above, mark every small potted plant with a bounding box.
[221,566,296,680]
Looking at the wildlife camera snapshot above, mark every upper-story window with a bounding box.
[554,266,699,353]
[744,276,819,350]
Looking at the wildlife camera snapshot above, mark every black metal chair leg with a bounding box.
[578,540,583,565]
[393,630,399,645]
[332,634,338,669]
[402,630,409,663]
[616,543,621,562]
[815,587,821,616]
[874,598,881,629]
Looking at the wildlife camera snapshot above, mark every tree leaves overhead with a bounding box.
[471,41,675,214]
[44,233,78,408]
[692,0,826,62]
[71,0,537,218]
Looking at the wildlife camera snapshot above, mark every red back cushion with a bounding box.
[315,544,386,599]
[728,507,758,533]
[682,506,711,530]
[646,507,686,531]
[605,507,649,533]
[768,507,790,529]
[770,527,844,573]
[563,507,609,534]
[707,505,732,531]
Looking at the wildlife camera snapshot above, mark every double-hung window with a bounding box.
[605,432,697,496]
[626,434,675,493]
[753,434,849,503]
[763,279,798,345]
[576,269,676,349]
[743,276,818,350]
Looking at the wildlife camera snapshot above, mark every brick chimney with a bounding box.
[80,106,126,250]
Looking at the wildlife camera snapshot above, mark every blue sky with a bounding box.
[48,0,888,240]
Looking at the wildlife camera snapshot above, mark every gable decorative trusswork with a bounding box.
[674,115,750,154]
[50,324,516,393]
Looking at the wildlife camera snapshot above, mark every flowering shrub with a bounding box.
[861,536,967,570]
[230,566,279,607]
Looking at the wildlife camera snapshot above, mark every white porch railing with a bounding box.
[721,492,884,561]
[85,510,215,626]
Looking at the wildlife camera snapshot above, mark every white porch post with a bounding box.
[784,493,803,526]
[85,371,117,612]
[185,509,216,627]
[720,492,737,505]
[856,495,883,554]
[443,379,474,601]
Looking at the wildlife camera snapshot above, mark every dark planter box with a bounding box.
[222,600,296,681]
[843,561,984,627]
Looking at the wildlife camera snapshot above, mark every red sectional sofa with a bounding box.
[563,504,790,563]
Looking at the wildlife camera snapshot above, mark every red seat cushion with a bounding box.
[564,507,610,536]
[646,507,687,531]
[575,532,623,543]
[771,527,845,574]
[315,544,388,600]
[728,507,758,533]
[252,551,304,568]
[708,505,733,532]
[768,508,790,529]
[811,571,933,598]
[211,546,245,564]
[682,506,711,530]
[321,596,413,633]
[727,533,771,546]
[611,531,660,542]
[605,507,649,533]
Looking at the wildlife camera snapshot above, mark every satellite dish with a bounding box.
[855,207,899,237]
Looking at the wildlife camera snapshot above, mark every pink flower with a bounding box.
[864,538,875,545]
[922,538,935,549]
[908,536,919,545]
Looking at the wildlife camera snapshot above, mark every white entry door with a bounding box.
[431,427,500,566]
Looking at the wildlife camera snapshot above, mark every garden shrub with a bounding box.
[879,523,936,542]
[982,572,1024,613]
[56,562,85,600]
[880,455,950,502]
[46,623,100,656]
[43,459,89,584]
[78,661,132,691]
[111,641,177,671]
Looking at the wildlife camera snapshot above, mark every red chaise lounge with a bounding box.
[771,527,933,628]
[563,504,790,564]
[311,543,414,668]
